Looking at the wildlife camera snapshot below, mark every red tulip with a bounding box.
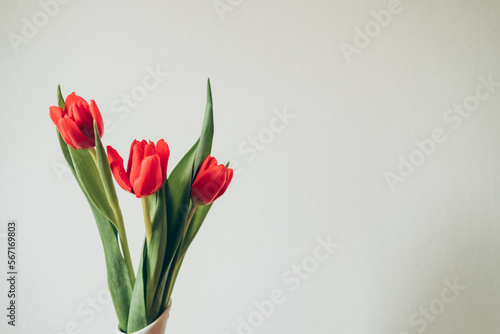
[107,139,170,198]
[191,155,233,206]
[49,92,104,149]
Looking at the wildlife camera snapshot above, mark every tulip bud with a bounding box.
[107,139,170,198]
[49,92,104,149]
[191,155,233,206]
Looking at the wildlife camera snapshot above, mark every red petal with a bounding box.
[89,100,104,137]
[107,146,133,193]
[214,168,233,201]
[72,103,93,126]
[71,104,94,139]
[144,142,155,158]
[191,164,226,205]
[133,155,163,198]
[49,106,64,126]
[156,139,170,181]
[129,141,146,186]
[195,156,217,179]
[58,117,94,149]
[197,156,211,173]
[204,156,218,171]
[56,117,76,150]
[126,140,139,177]
[193,155,219,185]
[65,93,88,117]
[64,93,77,114]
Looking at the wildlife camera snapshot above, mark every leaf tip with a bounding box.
[206,78,212,103]
[57,85,65,109]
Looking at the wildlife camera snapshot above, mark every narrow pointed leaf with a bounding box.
[93,206,133,333]
[57,128,132,331]
[164,79,214,259]
[144,187,168,323]
[127,242,148,333]
[57,85,65,109]
[57,131,75,174]
[180,203,212,258]
[162,203,212,306]
[156,79,215,311]
[192,78,214,175]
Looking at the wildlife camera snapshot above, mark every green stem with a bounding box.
[164,203,199,305]
[142,196,152,246]
[115,208,135,286]
[184,203,199,235]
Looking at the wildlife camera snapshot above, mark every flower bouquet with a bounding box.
[49,80,233,333]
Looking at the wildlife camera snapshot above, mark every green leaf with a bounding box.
[57,131,75,174]
[93,122,121,211]
[161,203,212,305]
[68,147,118,228]
[93,205,133,333]
[152,145,198,315]
[155,79,215,311]
[164,78,214,253]
[94,123,136,286]
[57,85,65,109]
[127,242,148,333]
[164,143,198,258]
[165,78,214,254]
[179,203,212,258]
[192,78,214,176]
[144,188,168,323]
[57,129,132,331]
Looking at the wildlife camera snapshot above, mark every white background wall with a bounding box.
[1,0,500,333]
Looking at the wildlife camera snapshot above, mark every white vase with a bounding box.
[117,303,172,334]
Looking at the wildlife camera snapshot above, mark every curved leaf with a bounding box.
[127,242,148,333]
[68,147,118,227]
[180,203,212,258]
[57,130,132,331]
[145,188,168,323]
[154,79,215,312]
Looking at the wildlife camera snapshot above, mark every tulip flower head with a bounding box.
[49,92,104,149]
[107,139,170,198]
[191,155,233,206]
